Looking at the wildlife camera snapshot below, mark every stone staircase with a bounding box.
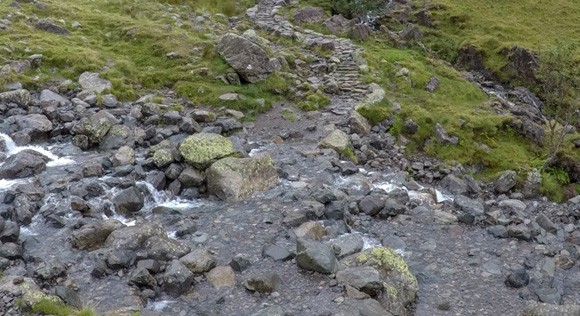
[247,0,369,102]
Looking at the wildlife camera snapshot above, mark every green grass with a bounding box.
[30,298,96,316]
[421,0,580,73]
[0,0,285,111]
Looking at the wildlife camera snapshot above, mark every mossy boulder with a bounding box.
[0,89,32,107]
[179,133,236,169]
[319,129,358,163]
[340,247,418,316]
[354,83,385,111]
[206,154,278,200]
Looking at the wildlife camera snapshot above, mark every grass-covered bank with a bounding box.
[0,0,291,113]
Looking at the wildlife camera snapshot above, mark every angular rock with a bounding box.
[505,269,530,288]
[145,236,191,261]
[435,123,458,145]
[17,114,53,137]
[293,7,325,24]
[71,219,124,250]
[425,76,440,92]
[498,199,527,212]
[440,174,467,195]
[453,195,484,223]
[179,133,236,169]
[112,186,144,215]
[0,89,31,107]
[319,129,356,162]
[35,19,69,35]
[217,33,275,83]
[206,154,278,200]
[105,221,165,251]
[494,170,517,193]
[358,195,384,216]
[0,150,46,179]
[128,267,157,288]
[40,89,69,105]
[293,221,326,240]
[180,248,217,273]
[111,146,135,167]
[78,72,112,93]
[207,266,236,289]
[71,110,119,144]
[230,254,251,272]
[329,233,364,259]
[262,244,293,261]
[158,259,194,297]
[336,266,383,296]
[522,168,542,198]
[296,238,339,274]
[536,214,558,234]
[349,111,371,135]
[244,273,281,293]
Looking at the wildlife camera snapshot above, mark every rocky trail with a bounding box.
[0,0,579,316]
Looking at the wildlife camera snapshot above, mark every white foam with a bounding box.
[362,236,381,250]
[0,178,27,190]
[373,181,401,193]
[435,190,454,203]
[0,133,75,168]
[147,300,174,311]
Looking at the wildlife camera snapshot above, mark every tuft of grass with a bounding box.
[31,298,96,316]
[298,90,330,111]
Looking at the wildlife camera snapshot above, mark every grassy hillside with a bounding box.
[293,0,579,200]
[0,0,290,112]
[424,0,580,69]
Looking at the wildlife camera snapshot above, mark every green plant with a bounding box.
[31,298,96,316]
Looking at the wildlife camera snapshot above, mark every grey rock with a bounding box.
[494,170,518,193]
[505,269,530,288]
[78,72,112,93]
[230,254,251,272]
[112,186,144,215]
[0,150,46,179]
[217,33,275,83]
[206,155,278,200]
[425,76,440,92]
[262,244,293,261]
[34,259,67,280]
[336,299,390,316]
[40,89,70,105]
[336,266,382,296]
[487,225,508,238]
[16,114,53,137]
[35,19,69,35]
[435,123,458,145]
[0,89,31,107]
[145,236,191,261]
[0,242,23,259]
[523,168,542,198]
[105,221,165,251]
[293,6,325,24]
[158,259,194,296]
[128,267,157,288]
[358,195,384,216]
[106,249,136,269]
[53,286,82,309]
[536,214,558,234]
[72,219,124,250]
[454,195,484,223]
[296,238,339,274]
[328,233,364,259]
[180,248,217,273]
[498,199,527,212]
[507,224,532,241]
[244,273,281,293]
[440,174,467,195]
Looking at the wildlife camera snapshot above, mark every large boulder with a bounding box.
[16,114,53,138]
[296,238,339,274]
[78,72,112,93]
[217,33,275,83]
[341,247,418,316]
[293,7,326,24]
[71,219,125,250]
[158,259,194,297]
[71,110,120,145]
[319,129,357,163]
[0,89,32,107]
[206,154,278,200]
[40,89,70,106]
[494,170,518,193]
[104,221,165,251]
[179,133,236,169]
[112,186,144,215]
[0,150,47,179]
[501,46,540,84]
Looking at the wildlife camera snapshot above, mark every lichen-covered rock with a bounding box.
[179,133,236,169]
[16,114,53,138]
[78,72,112,93]
[355,83,385,111]
[206,154,278,200]
[0,276,64,311]
[71,110,119,145]
[349,111,371,135]
[0,89,32,107]
[341,247,418,316]
[494,170,518,193]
